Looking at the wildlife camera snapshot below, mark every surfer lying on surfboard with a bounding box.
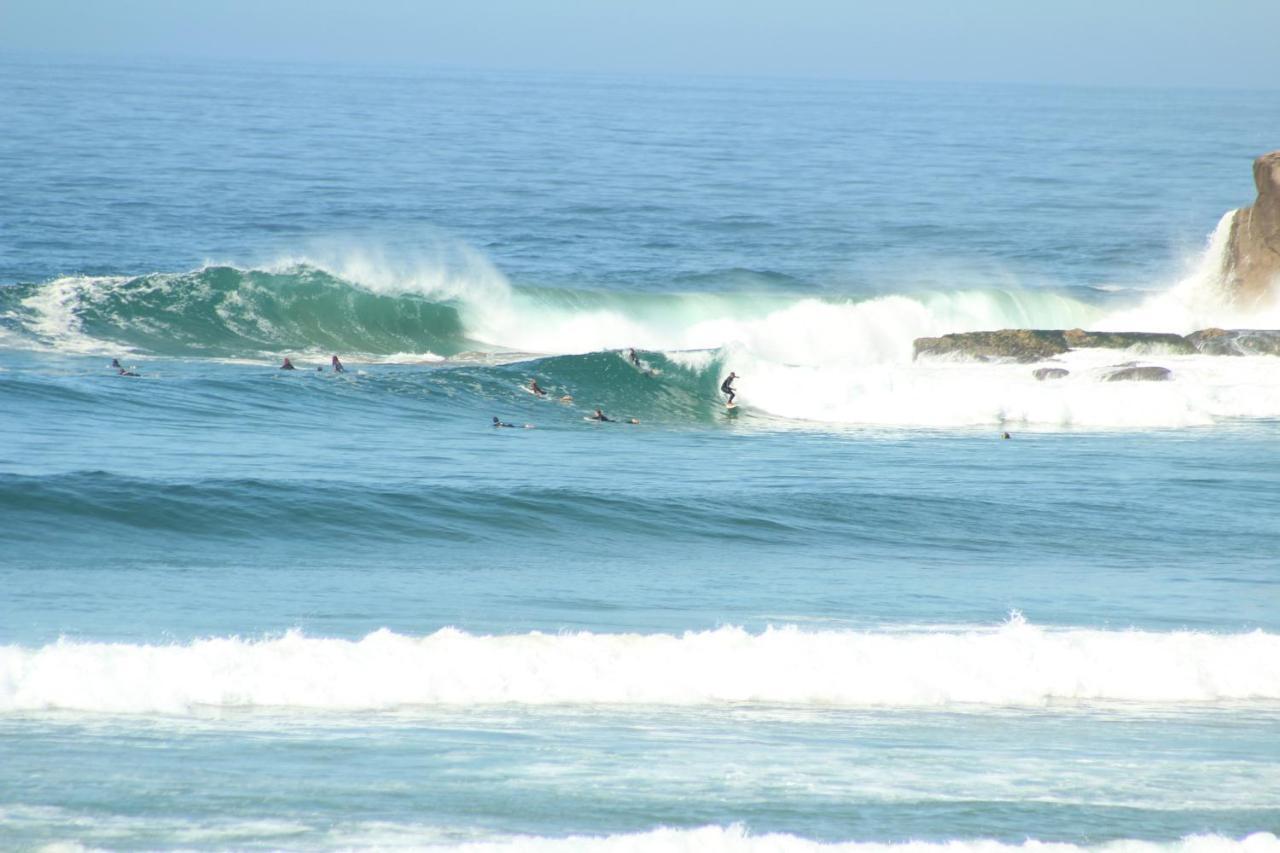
[720,372,737,406]
[589,409,640,425]
[529,379,546,397]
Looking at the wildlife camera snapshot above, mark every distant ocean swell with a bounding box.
[8,471,1263,558]
[3,620,1277,713]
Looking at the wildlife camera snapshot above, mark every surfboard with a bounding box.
[559,395,574,403]
[725,402,738,410]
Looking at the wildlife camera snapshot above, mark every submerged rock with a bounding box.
[1033,367,1070,380]
[1187,328,1280,356]
[1104,365,1172,382]
[913,330,1069,362]
[1223,151,1280,305]
[1062,328,1195,354]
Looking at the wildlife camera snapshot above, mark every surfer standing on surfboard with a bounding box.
[529,379,546,397]
[720,372,737,406]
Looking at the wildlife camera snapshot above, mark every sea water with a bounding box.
[1,60,1278,852]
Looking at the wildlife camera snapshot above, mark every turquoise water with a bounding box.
[1,60,1279,852]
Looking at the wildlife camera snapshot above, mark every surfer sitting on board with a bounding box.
[332,355,346,373]
[590,409,613,422]
[720,372,737,405]
[280,357,297,370]
[529,379,546,397]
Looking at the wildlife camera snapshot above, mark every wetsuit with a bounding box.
[720,376,736,404]
[493,417,516,428]
[591,412,613,422]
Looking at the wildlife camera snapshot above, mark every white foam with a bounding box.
[22,821,1279,853]
[16,275,131,355]
[3,619,1277,714]
[361,827,1279,853]
[1095,212,1280,333]
[735,347,1280,428]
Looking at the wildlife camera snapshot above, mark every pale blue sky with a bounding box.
[2,0,1277,88]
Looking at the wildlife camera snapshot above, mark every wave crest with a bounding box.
[4,621,1277,714]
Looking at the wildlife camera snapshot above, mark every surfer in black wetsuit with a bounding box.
[628,348,640,366]
[331,355,345,373]
[493,416,516,428]
[111,358,122,369]
[280,357,296,370]
[720,372,737,405]
[590,409,613,422]
[529,379,546,397]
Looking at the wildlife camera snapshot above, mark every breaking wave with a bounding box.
[3,618,1277,714]
[0,261,1101,361]
[340,828,1279,853]
[4,218,1280,429]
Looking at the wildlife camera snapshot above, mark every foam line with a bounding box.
[3,619,1277,714]
[391,827,1279,853]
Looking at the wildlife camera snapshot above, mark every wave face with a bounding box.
[4,619,1277,714]
[0,261,1105,361]
[0,266,472,358]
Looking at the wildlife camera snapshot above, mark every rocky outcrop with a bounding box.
[1223,151,1280,305]
[1062,328,1195,354]
[1186,328,1280,356]
[915,329,1195,362]
[1104,365,1172,382]
[912,330,1068,363]
[914,327,1280,361]
[1033,367,1069,380]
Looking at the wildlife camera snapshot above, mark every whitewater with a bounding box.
[4,620,1279,713]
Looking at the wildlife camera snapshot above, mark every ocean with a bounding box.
[1,59,1278,852]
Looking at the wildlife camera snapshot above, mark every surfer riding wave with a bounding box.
[720,372,737,406]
